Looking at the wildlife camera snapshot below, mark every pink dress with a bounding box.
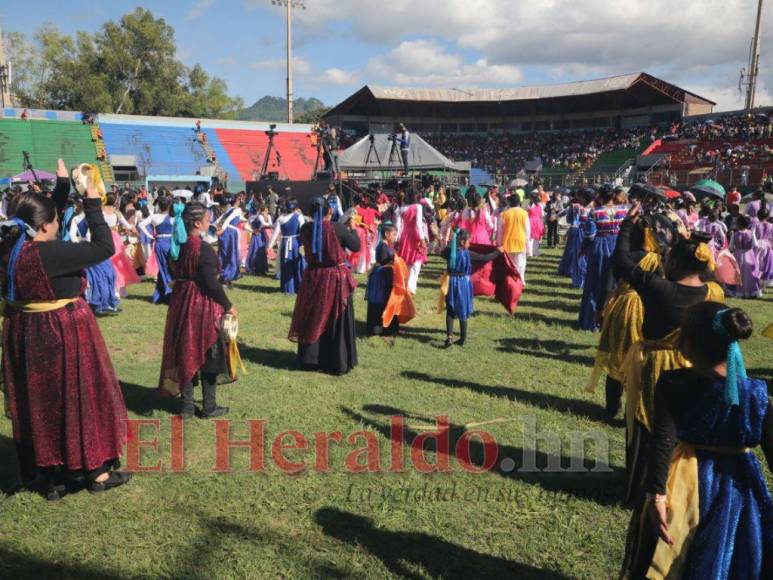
[397,204,427,265]
[528,204,544,240]
[468,207,494,245]
[111,230,141,293]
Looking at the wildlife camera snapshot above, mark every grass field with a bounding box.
[0,248,771,579]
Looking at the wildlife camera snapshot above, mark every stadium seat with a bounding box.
[215,129,317,181]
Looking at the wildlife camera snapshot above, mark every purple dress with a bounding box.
[706,221,727,260]
[753,220,773,286]
[731,229,762,298]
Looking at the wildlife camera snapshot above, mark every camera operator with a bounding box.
[398,123,411,175]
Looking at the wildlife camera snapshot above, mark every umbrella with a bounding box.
[12,169,56,183]
[509,178,528,187]
[741,191,773,203]
[662,188,682,199]
[690,179,726,200]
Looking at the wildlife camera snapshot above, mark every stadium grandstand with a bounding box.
[0,107,316,190]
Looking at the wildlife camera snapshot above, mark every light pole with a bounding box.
[271,0,306,124]
[740,0,766,110]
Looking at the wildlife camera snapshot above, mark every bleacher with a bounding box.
[214,129,318,181]
[100,120,211,176]
[586,148,640,174]
[0,118,98,179]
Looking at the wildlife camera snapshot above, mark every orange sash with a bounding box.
[382,256,416,327]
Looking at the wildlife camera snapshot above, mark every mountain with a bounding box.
[236,96,326,122]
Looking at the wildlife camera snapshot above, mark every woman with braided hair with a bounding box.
[624,303,772,579]
[158,202,235,419]
[1,186,130,500]
[289,196,360,374]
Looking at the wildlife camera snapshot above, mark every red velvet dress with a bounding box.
[289,221,359,374]
[2,244,127,474]
[158,236,227,395]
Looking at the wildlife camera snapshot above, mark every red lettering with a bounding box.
[271,430,308,474]
[456,430,498,473]
[389,416,405,472]
[125,419,162,472]
[410,416,452,473]
[345,431,381,473]
[213,420,266,473]
[313,431,343,473]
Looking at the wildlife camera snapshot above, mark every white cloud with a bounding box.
[186,0,216,21]
[284,0,772,110]
[367,40,522,86]
[250,56,311,76]
[317,68,360,85]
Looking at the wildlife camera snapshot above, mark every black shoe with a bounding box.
[200,406,229,419]
[443,338,454,348]
[455,339,466,347]
[45,483,67,502]
[180,407,195,420]
[89,471,132,494]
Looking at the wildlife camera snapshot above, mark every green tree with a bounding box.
[296,107,330,124]
[4,8,242,118]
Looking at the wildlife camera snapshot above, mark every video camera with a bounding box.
[265,123,278,138]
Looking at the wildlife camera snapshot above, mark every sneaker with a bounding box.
[200,406,229,419]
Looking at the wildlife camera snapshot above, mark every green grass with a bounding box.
[0,249,771,579]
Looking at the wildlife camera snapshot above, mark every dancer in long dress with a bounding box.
[269,199,306,294]
[753,208,773,287]
[138,196,175,304]
[365,222,415,337]
[558,188,592,288]
[623,303,772,579]
[527,194,545,257]
[245,205,273,275]
[103,195,141,298]
[467,194,495,245]
[289,197,360,374]
[159,202,234,419]
[730,216,762,298]
[578,187,628,331]
[2,187,130,500]
[614,204,724,506]
[440,229,501,347]
[397,191,429,295]
[215,195,243,287]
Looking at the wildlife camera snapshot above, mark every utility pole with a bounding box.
[0,20,13,108]
[271,0,306,124]
[743,0,765,110]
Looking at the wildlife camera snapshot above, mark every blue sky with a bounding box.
[2,1,771,111]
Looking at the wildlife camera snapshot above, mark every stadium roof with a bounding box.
[325,72,715,118]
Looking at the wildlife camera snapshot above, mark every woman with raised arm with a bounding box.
[289,197,360,374]
[624,303,772,579]
[1,165,130,500]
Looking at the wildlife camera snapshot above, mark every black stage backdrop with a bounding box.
[245,180,332,211]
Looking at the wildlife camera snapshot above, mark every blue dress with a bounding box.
[218,208,242,283]
[246,217,270,275]
[447,250,474,321]
[152,216,174,304]
[78,219,120,314]
[278,213,306,294]
[578,205,627,330]
[557,205,588,288]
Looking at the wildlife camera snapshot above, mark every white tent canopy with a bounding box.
[336,133,463,172]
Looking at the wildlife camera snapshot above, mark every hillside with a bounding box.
[237,96,326,122]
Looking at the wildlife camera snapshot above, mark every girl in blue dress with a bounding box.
[624,302,772,579]
[215,194,244,287]
[578,187,628,330]
[441,229,501,347]
[246,205,273,275]
[138,197,175,304]
[70,206,120,315]
[557,188,593,288]
[269,199,306,294]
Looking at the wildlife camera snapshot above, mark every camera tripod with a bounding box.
[364,134,382,168]
[311,131,338,180]
[22,151,41,184]
[261,128,284,180]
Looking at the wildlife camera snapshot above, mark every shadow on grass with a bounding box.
[239,345,301,371]
[515,299,578,314]
[315,507,568,579]
[495,338,593,366]
[0,546,126,579]
[401,371,609,424]
[340,405,623,506]
[120,382,179,417]
[474,310,578,329]
[232,281,287,294]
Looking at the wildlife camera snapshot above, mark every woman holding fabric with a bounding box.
[1,174,130,500]
[289,197,360,374]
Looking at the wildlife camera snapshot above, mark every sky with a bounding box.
[2,0,772,112]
